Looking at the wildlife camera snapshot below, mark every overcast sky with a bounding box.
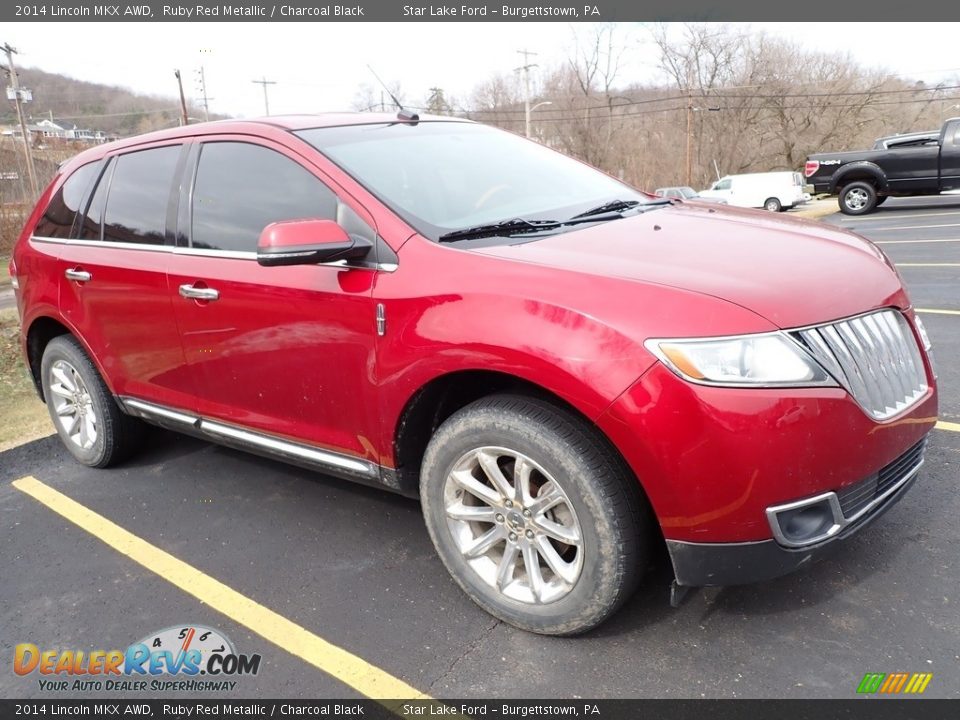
[6,22,960,121]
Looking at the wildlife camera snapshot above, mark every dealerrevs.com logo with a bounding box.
[14,625,262,692]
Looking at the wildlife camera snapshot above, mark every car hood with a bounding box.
[471,203,907,330]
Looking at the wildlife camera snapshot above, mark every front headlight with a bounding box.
[645,333,836,387]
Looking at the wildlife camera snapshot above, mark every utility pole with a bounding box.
[685,98,693,186]
[252,76,276,116]
[2,42,38,197]
[195,66,210,121]
[174,69,189,126]
[516,48,538,138]
[684,63,694,187]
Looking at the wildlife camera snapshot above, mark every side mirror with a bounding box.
[257,219,373,267]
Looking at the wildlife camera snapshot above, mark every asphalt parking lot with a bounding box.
[2,196,959,701]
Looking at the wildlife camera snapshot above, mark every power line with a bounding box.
[461,93,959,126]
[464,82,960,118]
[50,108,181,120]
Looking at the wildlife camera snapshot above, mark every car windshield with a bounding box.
[297,121,650,244]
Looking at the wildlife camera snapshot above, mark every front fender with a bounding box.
[379,292,657,425]
[372,235,775,467]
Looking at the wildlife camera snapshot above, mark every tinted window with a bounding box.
[102,145,180,245]
[191,142,338,252]
[34,162,100,238]
[79,159,114,241]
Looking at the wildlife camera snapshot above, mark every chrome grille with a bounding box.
[836,438,926,519]
[791,310,928,421]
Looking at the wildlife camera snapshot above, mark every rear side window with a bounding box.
[34,162,100,238]
[190,142,338,252]
[101,146,180,245]
[78,159,113,241]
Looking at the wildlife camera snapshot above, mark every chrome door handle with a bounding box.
[65,268,92,282]
[179,284,220,301]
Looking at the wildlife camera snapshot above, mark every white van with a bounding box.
[698,171,807,211]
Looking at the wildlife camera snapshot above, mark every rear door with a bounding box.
[166,137,382,462]
[57,142,197,409]
[879,142,941,193]
[938,119,960,190]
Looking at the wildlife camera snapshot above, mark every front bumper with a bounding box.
[597,360,937,544]
[668,447,923,586]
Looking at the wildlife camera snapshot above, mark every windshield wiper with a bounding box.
[438,218,561,243]
[438,200,673,243]
[571,199,641,219]
[571,198,672,219]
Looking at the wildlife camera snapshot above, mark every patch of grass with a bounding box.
[0,307,53,451]
[0,255,10,287]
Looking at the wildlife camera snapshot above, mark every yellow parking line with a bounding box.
[871,223,960,231]
[915,308,960,316]
[12,476,429,701]
[937,421,960,433]
[841,211,960,223]
[875,238,960,244]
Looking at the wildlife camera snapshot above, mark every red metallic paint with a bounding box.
[258,218,351,252]
[598,361,937,543]
[12,114,939,550]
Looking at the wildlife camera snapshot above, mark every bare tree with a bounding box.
[351,80,406,112]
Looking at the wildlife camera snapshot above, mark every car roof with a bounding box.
[60,112,470,171]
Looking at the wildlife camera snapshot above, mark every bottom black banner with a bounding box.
[0,699,956,720]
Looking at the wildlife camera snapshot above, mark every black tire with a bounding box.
[40,335,145,468]
[839,181,878,215]
[763,197,782,212]
[420,394,650,635]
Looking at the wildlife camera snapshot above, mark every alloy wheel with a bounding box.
[48,359,98,450]
[442,446,584,604]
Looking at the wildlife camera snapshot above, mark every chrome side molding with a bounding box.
[124,398,199,427]
[119,396,380,484]
[199,420,376,478]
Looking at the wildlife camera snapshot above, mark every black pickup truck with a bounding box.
[805,117,960,215]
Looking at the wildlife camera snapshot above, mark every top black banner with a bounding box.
[5,0,960,22]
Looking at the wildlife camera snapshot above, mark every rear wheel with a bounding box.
[41,336,145,468]
[839,181,878,215]
[420,394,649,635]
[763,197,782,212]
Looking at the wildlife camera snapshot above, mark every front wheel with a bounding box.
[839,181,878,215]
[420,395,649,635]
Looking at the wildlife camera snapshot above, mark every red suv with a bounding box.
[10,114,938,635]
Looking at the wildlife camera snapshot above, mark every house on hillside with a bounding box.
[1,118,112,146]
